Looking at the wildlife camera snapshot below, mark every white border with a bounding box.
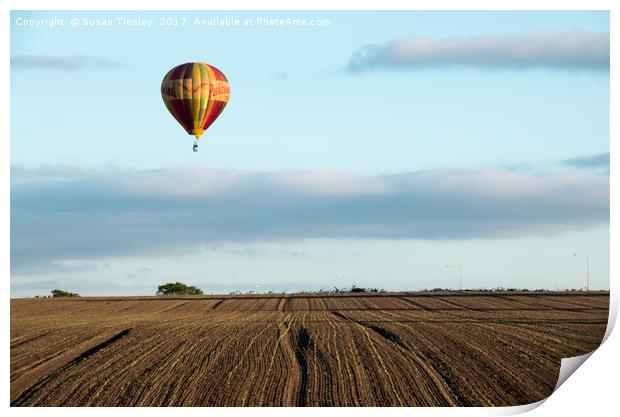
[0,0,616,10]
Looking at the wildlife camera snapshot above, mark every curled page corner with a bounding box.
[543,291,619,403]
[554,351,594,391]
[499,398,547,415]
[496,351,597,416]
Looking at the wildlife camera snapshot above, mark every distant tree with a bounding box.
[156,282,203,296]
[51,289,80,298]
[350,285,366,293]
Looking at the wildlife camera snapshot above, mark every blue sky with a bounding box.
[10,11,610,296]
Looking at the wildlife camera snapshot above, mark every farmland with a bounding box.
[11,291,609,407]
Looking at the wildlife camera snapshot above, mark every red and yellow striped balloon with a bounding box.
[161,62,230,141]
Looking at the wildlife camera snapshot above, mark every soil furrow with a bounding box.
[11,328,132,406]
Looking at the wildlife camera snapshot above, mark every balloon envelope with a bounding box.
[161,62,230,140]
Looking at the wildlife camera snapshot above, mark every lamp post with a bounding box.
[572,252,590,291]
[446,265,463,291]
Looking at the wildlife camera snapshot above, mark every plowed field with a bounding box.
[10,291,609,407]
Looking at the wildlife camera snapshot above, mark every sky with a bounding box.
[10,11,610,296]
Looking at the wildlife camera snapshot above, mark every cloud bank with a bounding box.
[346,30,609,73]
[562,152,610,170]
[11,166,609,274]
[11,55,123,71]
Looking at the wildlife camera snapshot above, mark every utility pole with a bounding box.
[586,255,590,291]
[446,265,463,291]
[572,253,590,291]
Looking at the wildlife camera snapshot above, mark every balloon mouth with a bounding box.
[191,129,205,140]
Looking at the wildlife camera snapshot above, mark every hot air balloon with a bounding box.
[161,62,230,152]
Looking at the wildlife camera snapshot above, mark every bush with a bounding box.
[51,289,80,298]
[156,282,203,296]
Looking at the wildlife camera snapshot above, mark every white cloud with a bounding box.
[11,55,123,71]
[347,30,609,73]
